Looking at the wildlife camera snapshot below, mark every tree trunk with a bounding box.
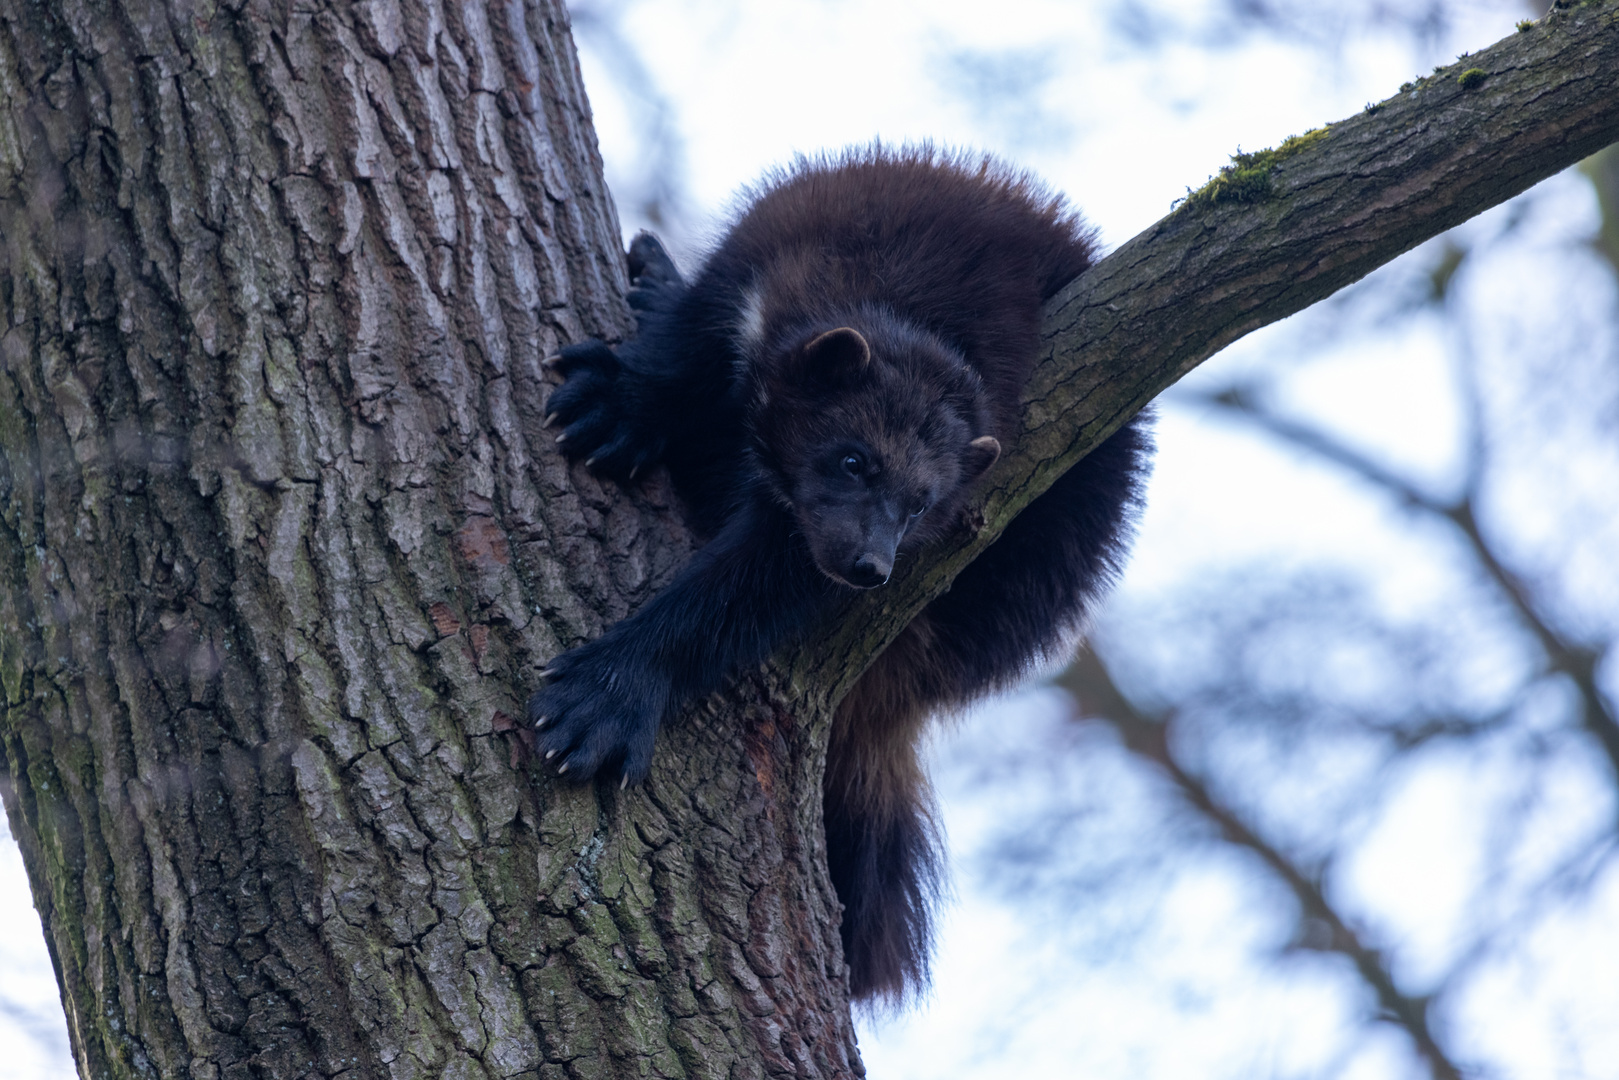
[3,2,1618,1080]
[0,2,859,1078]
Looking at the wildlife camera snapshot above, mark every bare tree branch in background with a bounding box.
[1582,144,1619,278]
[1108,0,1477,54]
[1196,381,1619,784]
[1057,650,1468,1080]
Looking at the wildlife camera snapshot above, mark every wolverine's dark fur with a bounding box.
[530,147,1151,1005]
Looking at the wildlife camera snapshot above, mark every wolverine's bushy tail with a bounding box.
[824,629,951,1005]
[824,769,944,1004]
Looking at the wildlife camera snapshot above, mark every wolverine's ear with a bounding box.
[797,327,871,384]
[964,436,1001,479]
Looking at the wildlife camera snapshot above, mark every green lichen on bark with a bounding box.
[1178,126,1332,209]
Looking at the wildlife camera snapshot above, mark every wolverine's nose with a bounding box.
[848,554,892,589]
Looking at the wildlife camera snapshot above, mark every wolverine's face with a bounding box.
[754,324,1001,589]
[790,434,956,588]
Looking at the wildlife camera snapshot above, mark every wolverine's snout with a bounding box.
[848,553,892,589]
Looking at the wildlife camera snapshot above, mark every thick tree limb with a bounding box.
[803,1,1619,706]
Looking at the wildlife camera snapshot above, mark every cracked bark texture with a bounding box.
[0,2,859,1079]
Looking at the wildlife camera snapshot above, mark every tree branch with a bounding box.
[1055,651,1468,1080]
[1197,388,1619,791]
[799,2,1619,706]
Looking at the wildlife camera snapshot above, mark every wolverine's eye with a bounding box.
[908,497,929,518]
[841,453,865,476]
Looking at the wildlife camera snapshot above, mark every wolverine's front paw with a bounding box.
[626,232,683,302]
[544,341,666,481]
[527,643,666,785]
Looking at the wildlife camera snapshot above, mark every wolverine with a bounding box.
[531,146,1151,1003]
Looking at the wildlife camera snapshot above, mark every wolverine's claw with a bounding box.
[543,411,559,427]
[542,353,561,367]
[533,715,549,729]
[545,749,558,760]
[555,432,568,445]
[557,763,570,775]
[538,666,558,679]
[620,774,630,791]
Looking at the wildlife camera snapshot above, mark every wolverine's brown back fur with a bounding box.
[713,146,1097,436]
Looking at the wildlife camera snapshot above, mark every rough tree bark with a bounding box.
[0,4,1616,1080]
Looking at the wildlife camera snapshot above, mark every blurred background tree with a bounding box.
[4,1,1614,1077]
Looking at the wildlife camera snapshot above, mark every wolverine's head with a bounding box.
[750,317,1001,589]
